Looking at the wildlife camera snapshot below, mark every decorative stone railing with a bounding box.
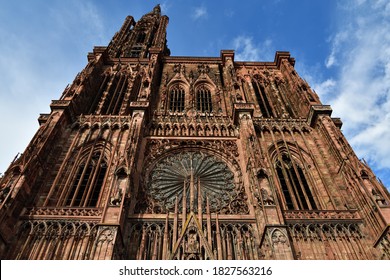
[129,101,149,109]
[148,115,237,137]
[50,100,71,110]
[78,114,132,124]
[253,118,311,132]
[283,209,361,222]
[38,114,50,125]
[24,207,103,220]
[75,115,132,130]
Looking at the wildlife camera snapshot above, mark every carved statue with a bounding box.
[261,187,275,205]
[186,231,199,254]
[372,189,386,206]
[0,185,10,204]
[110,188,123,206]
[271,229,287,244]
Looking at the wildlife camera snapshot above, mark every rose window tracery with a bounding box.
[145,151,238,213]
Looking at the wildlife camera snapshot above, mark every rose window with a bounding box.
[147,151,235,213]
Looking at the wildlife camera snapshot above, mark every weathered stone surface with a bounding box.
[0,5,389,260]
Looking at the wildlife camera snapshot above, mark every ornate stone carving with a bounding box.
[8,220,98,259]
[25,207,103,219]
[283,209,361,222]
[372,189,387,206]
[0,185,11,204]
[288,222,364,241]
[260,187,275,206]
[96,226,117,244]
[137,151,248,215]
[110,188,123,206]
[197,63,210,75]
[50,100,71,109]
[271,229,288,244]
[260,226,293,259]
[253,118,311,133]
[76,115,132,130]
[144,139,239,164]
[148,115,237,137]
[375,226,390,259]
[127,219,259,260]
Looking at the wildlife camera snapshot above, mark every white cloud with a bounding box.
[48,1,105,42]
[297,0,390,187]
[224,9,235,18]
[0,1,105,174]
[192,6,207,20]
[325,31,348,68]
[160,2,170,14]
[312,79,337,99]
[325,0,390,175]
[233,36,273,61]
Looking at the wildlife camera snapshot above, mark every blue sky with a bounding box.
[0,0,389,190]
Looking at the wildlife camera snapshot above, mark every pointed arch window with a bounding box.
[169,84,185,112]
[252,80,273,118]
[196,86,213,113]
[136,31,146,44]
[99,74,129,115]
[65,152,107,207]
[275,154,316,210]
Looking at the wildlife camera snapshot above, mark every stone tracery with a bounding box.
[1,4,389,261]
[138,151,248,214]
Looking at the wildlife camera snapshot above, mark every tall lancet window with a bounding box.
[252,80,273,118]
[169,84,185,112]
[65,152,107,207]
[275,154,316,210]
[136,31,146,44]
[196,86,212,113]
[99,74,129,115]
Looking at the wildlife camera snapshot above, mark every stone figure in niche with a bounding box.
[372,189,386,206]
[173,63,182,74]
[271,229,287,244]
[261,187,275,205]
[236,93,244,102]
[186,230,199,254]
[0,185,10,204]
[110,188,123,206]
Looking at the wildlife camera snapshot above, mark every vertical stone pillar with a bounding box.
[91,225,119,260]
[261,226,294,260]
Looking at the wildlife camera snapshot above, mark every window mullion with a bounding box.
[180,89,184,111]
[169,90,174,112]
[285,165,303,209]
[290,161,311,209]
[82,152,104,207]
[207,91,213,112]
[173,89,177,111]
[196,91,200,111]
[203,89,207,112]
[259,83,273,118]
[70,147,94,206]
[278,160,299,210]
[276,164,293,209]
[298,167,316,209]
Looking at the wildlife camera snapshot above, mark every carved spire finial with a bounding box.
[153,4,161,15]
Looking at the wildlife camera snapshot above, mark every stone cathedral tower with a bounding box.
[0,5,389,260]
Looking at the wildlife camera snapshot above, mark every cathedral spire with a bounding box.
[153,4,161,16]
[107,4,168,58]
[1,4,389,262]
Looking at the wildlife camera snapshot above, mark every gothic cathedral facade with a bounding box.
[1,5,389,260]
